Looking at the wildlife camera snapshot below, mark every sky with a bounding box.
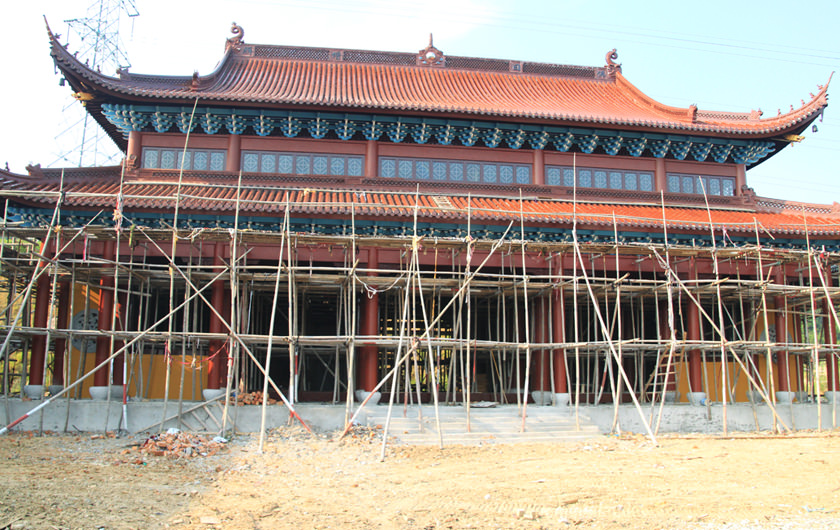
[3,0,838,204]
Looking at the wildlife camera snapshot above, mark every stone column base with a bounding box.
[687,391,706,406]
[825,391,840,404]
[23,384,44,400]
[553,393,570,407]
[663,391,679,403]
[89,386,123,400]
[775,391,794,404]
[202,388,226,401]
[355,390,381,405]
[746,390,764,404]
[531,390,553,406]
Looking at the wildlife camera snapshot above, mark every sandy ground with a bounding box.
[1,427,838,530]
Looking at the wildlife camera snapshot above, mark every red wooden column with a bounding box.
[94,240,116,387]
[774,269,790,392]
[793,311,806,393]
[532,149,545,186]
[111,293,127,387]
[126,130,142,169]
[357,248,380,392]
[735,164,747,196]
[28,273,52,386]
[654,158,667,193]
[220,290,232,389]
[52,280,71,386]
[365,140,378,178]
[226,134,241,173]
[530,297,551,392]
[207,243,227,389]
[824,271,839,392]
[552,280,567,394]
[687,263,702,394]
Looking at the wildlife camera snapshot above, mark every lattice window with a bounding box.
[240,151,364,176]
[142,148,226,171]
[666,173,736,197]
[379,157,532,185]
[547,165,655,193]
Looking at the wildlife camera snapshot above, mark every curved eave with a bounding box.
[4,167,840,238]
[48,26,831,142]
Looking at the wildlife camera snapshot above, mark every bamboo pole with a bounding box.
[258,197,289,453]
[161,98,200,433]
[338,221,514,441]
[221,170,243,436]
[649,248,792,433]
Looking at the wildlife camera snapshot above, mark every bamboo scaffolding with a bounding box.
[1,176,840,441]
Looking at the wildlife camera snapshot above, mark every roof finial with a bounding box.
[605,48,621,76]
[417,35,445,67]
[227,22,244,51]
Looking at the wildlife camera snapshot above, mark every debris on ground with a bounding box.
[127,430,228,458]
[342,424,388,445]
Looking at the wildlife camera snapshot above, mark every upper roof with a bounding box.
[49,24,830,146]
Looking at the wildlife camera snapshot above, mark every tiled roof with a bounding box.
[49,27,830,139]
[3,168,839,237]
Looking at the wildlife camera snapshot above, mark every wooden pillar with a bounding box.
[774,269,789,392]
[794,309,806,393]
[111,293,127,386]
[207,243,226,389]
[226,134,242,173]
[531,297,551,391]
[52,280,71,386]
[687,261,702,392]
[94,240,116,387]
[825,271,839,391]
[28,273,52,386]
[655,158,667,193]
[220,290,232,389]
[357,247,380,391]
[552,280,567,393]
[127,130,142,169]
[533,149,545,186]
[735,164,747,196]
[365,140,378,178]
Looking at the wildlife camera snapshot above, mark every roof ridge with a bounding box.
[244,43,607,81]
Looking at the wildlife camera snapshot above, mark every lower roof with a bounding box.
[1,167,838,241]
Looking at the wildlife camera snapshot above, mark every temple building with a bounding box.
[0,23,837,435]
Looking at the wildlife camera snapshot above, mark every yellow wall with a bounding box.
[62,283,212,399]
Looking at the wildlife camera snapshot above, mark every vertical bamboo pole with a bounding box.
[258,199,289,452]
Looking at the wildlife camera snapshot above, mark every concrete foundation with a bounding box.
[3,399,840,436]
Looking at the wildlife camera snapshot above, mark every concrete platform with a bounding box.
[3,398,839,440]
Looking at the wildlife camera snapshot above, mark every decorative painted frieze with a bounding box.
[101,104,776,165]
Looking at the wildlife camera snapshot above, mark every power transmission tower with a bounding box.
[53,0,139,168]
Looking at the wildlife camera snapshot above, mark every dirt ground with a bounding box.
[1,427,838,530]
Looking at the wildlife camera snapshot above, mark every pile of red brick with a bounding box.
[127,431,227,458]
[235,391,277,406]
